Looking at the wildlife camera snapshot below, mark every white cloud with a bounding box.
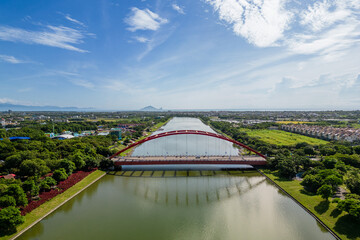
[68,79,94,89]
[64,14,86,27]
[172,4,185,14]
[288,0,360,57]
[0,54,24,64]
[205,0,293,47]
[288,21,360,56]
[125,8,168,32]
[300,0,351,32]
[0,25,90,52]
[0,98,23,105]
[134,36,150,43]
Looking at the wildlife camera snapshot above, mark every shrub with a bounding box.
[0,195,16,208]
[52,168,68,183]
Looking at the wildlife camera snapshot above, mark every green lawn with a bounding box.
[262,170,360,240]
[240,128,328,146]
[4,170,106,240]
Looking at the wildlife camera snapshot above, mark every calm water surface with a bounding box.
[19,118,335,240]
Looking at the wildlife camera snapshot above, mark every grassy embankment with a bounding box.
[239,128,328,146]
[5,170,106,240]
[261,170,360,240]
[110,119,171,157]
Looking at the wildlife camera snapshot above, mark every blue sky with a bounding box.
[0,0,359,110]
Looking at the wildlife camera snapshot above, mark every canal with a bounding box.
[18,118,336,240]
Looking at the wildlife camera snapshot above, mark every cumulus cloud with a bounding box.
[0,25,90,52]
[0,54,24,64]
[172,4,185,14]
[205,0,293,47]
[205,0,360,57]
[125,8,168,32]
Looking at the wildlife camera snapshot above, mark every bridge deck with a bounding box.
[113,155,267,166]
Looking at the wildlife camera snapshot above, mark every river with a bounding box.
[18,118,335,240]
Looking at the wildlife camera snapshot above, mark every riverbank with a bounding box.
[5,170,106,240]
[260,169,360,240]
[111,118,171,157]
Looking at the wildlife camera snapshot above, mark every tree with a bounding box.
[303,146,315,156]
[0,195,16,208]
[84,156,100,169]
[345,170,360,195]
[0,206,25,235]
[337,197,360,220]
[44,177,57,186]
[323,157,337,169]
[354,146,360,155]
[277,158,296,178]
[19,159,50,177]
[324,175,343,190]
[301,174,323,193]
[99,159,114,170]
[319,146,336,156]
[5,184,27,207]
[70,152,86,170]
[52,168,68,183]
[22,180,40,197]
[317,184,333,200]
[58,159,76,175]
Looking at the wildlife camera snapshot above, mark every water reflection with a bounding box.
[118,171,266,206]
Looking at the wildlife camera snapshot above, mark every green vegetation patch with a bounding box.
[240,128,328,146]
[5,170,105,240]
[262,170,360,240]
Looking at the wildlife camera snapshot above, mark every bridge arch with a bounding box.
[109,130,266,160]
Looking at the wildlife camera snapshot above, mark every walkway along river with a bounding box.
[17,118,336,240]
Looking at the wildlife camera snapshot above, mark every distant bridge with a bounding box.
[110,130,267,166]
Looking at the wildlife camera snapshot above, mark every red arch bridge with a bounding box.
[110,130,267,167]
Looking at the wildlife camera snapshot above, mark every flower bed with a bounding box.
[21,170,95,215]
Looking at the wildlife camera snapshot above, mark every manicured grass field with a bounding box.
[239,128,328,146]
[262,170,360,240]
[5,170,106,240]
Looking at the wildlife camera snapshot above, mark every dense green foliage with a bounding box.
[317,184,333,200]
[52,168,68,183]
[337,195,360,220]
[0,206,25,235]
[0,195,16,208]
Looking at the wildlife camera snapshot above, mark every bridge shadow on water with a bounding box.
[107,170,266,206]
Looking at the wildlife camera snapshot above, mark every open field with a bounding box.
[5,170,106,240]
[262,170,360,240]
[240,128,328,146]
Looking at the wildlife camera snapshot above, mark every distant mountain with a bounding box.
[0,103,93,112]
[140,106,163,111]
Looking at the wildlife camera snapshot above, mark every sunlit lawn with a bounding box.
[262,170,360,240]
[240,128,328,146]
